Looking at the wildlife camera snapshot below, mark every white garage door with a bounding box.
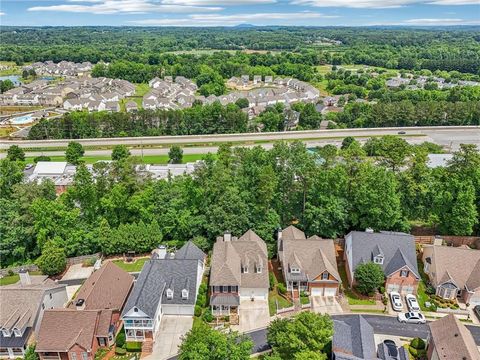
[239,288,268,300]
[311,288,323,296]
[401,286,414,295]
[387,284,400,293]
[324,287,337,296]
[162,305,194,316]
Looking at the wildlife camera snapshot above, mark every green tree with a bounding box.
[36,240,67,276]
[267,312,333,360]
[341,136,356,150]
[34,155,51,163]
[354,262,385,295]
[6,145,25,162]
[65,141,85,165]
[235,98,249,109]
[111,145,131,161]
[168,145,183,164]
[0,159,24,199]
[24,345,39,360]
[178,322,253,360]
[364,136,411,171]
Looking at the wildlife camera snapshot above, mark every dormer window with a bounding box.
[166,289,174,299]
[256,265,262,274]
[373,256,384,265]
[13,328,22,337]
[241,265,248,274]
[291,267,300,274]
[2,329,10,337]
[181,289,189,299]
[321,272,329,280]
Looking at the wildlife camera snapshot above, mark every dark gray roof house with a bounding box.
[121,241,206,341]
[344,230,420,293]
[333,315,379,360]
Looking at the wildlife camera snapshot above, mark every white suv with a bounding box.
[390,292,403,312]
[405,294,420,312]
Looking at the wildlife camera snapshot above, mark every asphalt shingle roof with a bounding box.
[333,315,378,360]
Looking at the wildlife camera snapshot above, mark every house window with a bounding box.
[166,289,174,299]
[291,267,300,274]
[400,270,409,278]
[423,262,430,273]
[1,329,10,337]
[49,293,52,300]
[71,353,77,360]
[256,266,262,274]
[242,266,248,273]
[182,289,189,299]
[133,308,138,313]
[321,272,329,280]
[13,328,22,337]
[374,256,384,265]
[82,352,88,360]
[42,303,45,310]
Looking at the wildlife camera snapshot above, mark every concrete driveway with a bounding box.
[148,315,193,360]
[311,296,343,314]
[233,299,270,333]
[61,264,93,281]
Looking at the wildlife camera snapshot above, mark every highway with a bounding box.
[1,126,479,158]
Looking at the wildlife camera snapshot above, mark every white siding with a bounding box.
[239,288,268,300]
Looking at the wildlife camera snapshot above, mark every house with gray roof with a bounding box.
[0,271,67,359]
[344,230,420,294]
[121,241,205,342]
[209,230,269,322]
[277,225,340,297]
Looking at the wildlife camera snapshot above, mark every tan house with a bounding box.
[209,230,269,319]
[422,245,480,305]
[36,309,114,360]
[427,314,480,360]
[69,262,134,331]
[277,225,340,296]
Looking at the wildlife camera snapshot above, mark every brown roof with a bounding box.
[426,245,480,291]
[210,230,269,289]
[36,309,111,352]
[428,314,480,360]
[69,262,133,311]
[281,226,340,281]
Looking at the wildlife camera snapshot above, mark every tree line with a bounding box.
[1,138,479,269]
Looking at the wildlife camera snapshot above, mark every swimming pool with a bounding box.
[10,114,34,125]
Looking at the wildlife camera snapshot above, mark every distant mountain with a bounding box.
[234,24,257,28]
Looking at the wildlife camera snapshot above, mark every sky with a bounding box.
[0,0,479,27]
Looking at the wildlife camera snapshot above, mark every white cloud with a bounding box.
[404,17,480,24]
[28,0,222,14]
[130,11,339,26]
[0,12,5,15]
[292,0,479,7]
[162,0,276,4]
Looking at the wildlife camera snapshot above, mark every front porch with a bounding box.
[125,328,153,342]
[211,305,238,317]
[0,347,25,359]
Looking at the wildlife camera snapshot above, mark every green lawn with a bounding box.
[112,257,149,272]
[25,153,208,165]
[338,263,376,305]
[417,259,432,311]
[134,83,150,97]
[269,290,293,316]
[0,270,43,286]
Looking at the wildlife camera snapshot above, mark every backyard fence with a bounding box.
[0,264,39,277]
[415,235,479,247]
[66,253,101,266]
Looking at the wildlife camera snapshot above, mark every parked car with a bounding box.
[390,292,403,311]
[383,339,399,359]
[397,312,426,324]
[398,131,406,135]
[473,305,480,321]
[405,294,420,312]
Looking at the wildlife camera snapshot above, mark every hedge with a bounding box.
[125,342,142,352]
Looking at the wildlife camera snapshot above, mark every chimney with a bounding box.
[157,245,167,259]
[365,228,374,233]
[18,269,31,286]
[75,299,85,310]
[224,231,231,242]
[277,227,283,252]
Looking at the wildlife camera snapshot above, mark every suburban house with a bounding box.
[422,245,480,305]
[0,271,67,359]
[344,230,420,294]
[209,230,269,320]
[36,309,115,360]
[121,241,206,343]
[68,262,134,331]
[427,314,480,360]
[332,315,409,360]
[277,225,340,296]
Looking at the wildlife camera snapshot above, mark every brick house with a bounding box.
[344,230,420,294]
[277,225,340,296]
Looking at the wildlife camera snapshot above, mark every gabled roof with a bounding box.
[426,245,480,291]
[281,226,340,282]
[333,315,379,360]
[347,231,419,279]
[122,258,200,319]
[174,241,206,261]
[68,262,133,312]
[36,309,111,353]
[210,230,269,289]
[428,314,480,360]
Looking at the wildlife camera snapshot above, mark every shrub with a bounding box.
[36,241,66,276]
[269,272,275,290]
[198,283,208,296]
[83,257,96,267]
[115,347,126,355]
[277,283,287,295]
[7,270,14,277]
[116,331,126,348]
[410,337,425,350]
[196,294,206,307]
[379,286,385,294]
[425,285,435,295]
[354,262,385,295]
[194,305,202,317]
[125,342,142,352]
[202,308,214,323]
